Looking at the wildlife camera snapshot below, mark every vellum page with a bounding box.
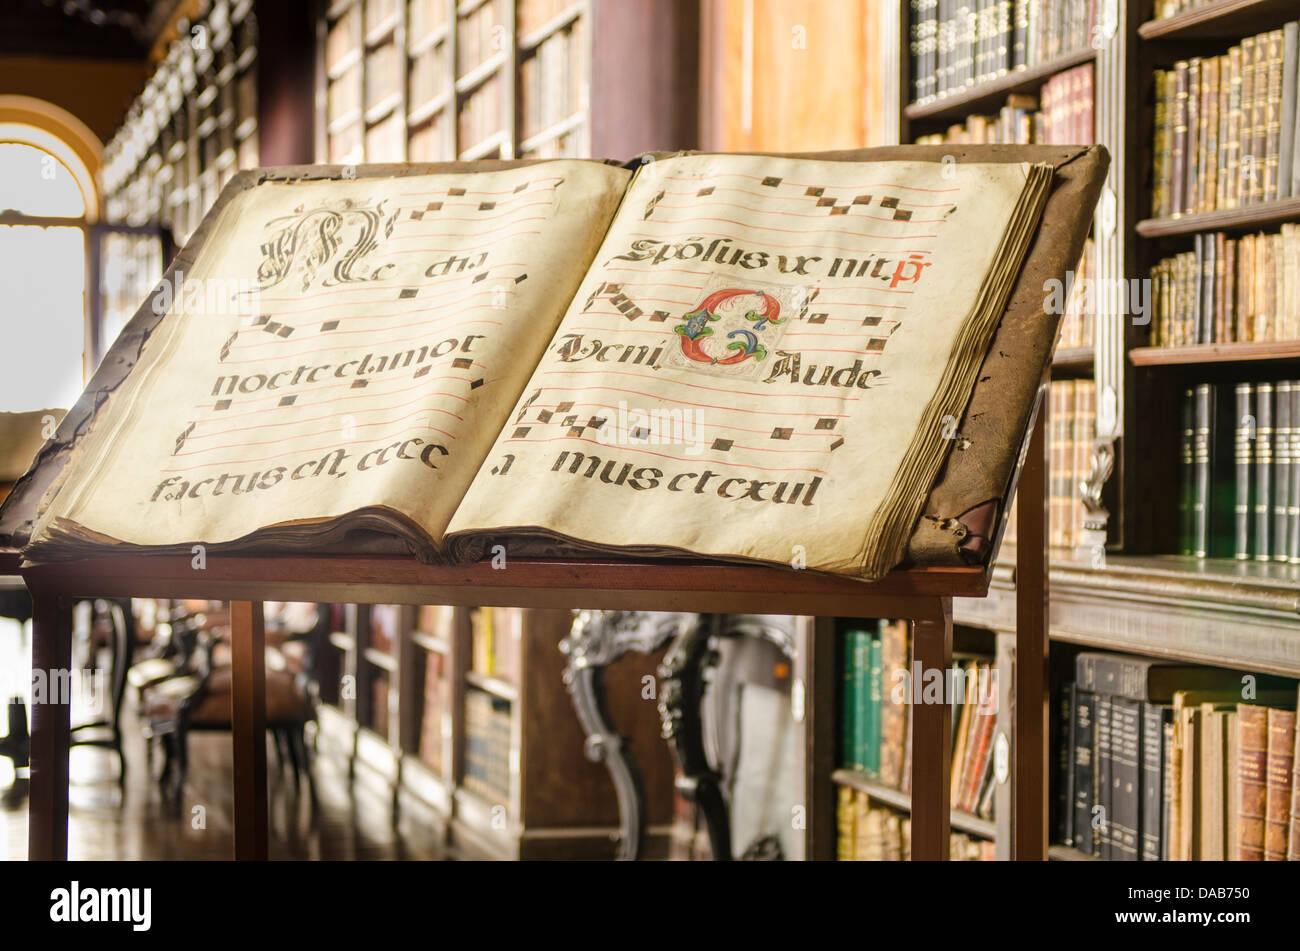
[447,154,1047,578]
[30,161,630,555]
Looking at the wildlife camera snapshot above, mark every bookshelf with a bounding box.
[315,0,697,165]
[317,601,677,859]
[886,0,1300,861]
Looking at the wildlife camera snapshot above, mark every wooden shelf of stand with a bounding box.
[1129,341,1300,366]
[1139,0,1299,40]
[1048,844,1099,861]
[1052,346,1095,376]
[831,769,997,840]
[1136,197,1300,238]
[464,668,518,703]
[904,47,1096,125]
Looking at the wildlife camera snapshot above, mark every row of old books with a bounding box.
[463,688,512,803]
[913,64,1094,146]
[1178,381,1300,561]
[100,0,258,240]
[518,0,577,36]
[835,789,995,860]
[1061,651,1300,860]
[519,19,585,143]
[458,75,505,153]
[1049,379,1096,551]
[456,0,503,75]
[469,607,522,684]
[1151,22,1300,220]
[1149,226,1300,347]
[416,605,455,776]
[839,622,999,821]
[908,0,1097,105]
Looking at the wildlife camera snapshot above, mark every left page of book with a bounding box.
[28,161,630,557]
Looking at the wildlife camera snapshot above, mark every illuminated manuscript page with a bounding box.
[447,154,1041,577]
[32,161,630,551]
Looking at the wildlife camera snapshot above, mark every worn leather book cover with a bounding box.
[1264,707,1296,860]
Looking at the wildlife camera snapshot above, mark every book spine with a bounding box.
[1237,704,1270,860]
[842,629,858,767]
[1226,45,1243,209]
[1171,60,1189,217]
[1162,721,1176,859]
[1251,34,1270,204]
[1274,381,1293,562]
[1011,0,1027,70]
[1255,383,1275,560]
[1290,380,1300,562]
[853,630,870,772]
[1192,382,1212,557]
[1141,703,1170,861]
[1060,682,1077,847]
[1073,690,1096,855]
[1112,697,1142,860]
[1264,707,1296,860]
[1180,387,1196,554]
[1264,29,1284,203]
[1096,693,1114,859]
[1187,57,1203,215]
[1241,36,1259,205]
[1235,383,1254,559]
[1289,687,1300,860]
[865,627,883,778]
[1279,22,1298,199]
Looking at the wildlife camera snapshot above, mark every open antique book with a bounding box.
[4,152,1058,580]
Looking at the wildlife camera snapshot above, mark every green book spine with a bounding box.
[841,631,858,768]
[865,628,884,778]
[852,630,870,772]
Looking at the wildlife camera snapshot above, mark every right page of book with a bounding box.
[446,153,1051,579]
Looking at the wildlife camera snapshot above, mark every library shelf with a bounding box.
[1048,844,1100,861]
[464,668,518,702]
[1136,197,1300,238]
[1138,0,1300,41]
[831,769,997,840]
[904,47,1096,125]
[1128,342,1300,366]
[955,554,1300,678]
[1052,346,1097,376]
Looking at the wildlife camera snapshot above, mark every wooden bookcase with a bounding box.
[315,0,698,164]
[316,601,677,859]
[887,0,1300,861]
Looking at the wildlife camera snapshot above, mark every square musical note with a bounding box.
[771,427,792,440]
[321,320,340,331]
[815,418,838,430]
[399,288,418,299]
[452,357,473,369]
[214,399,232,411]
[278,395,296,407]
[513,427,531,438]
[761,176,782,187]
[712,438,733,452]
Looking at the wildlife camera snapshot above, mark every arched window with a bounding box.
[0,97,102,414]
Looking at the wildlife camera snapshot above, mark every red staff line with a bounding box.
[159,421,458,472]
[186,396,465,441]
[641,213,938,240]
[235,283,509,319]
[396,177,564,197]
[657,184,954,209]
[503,433,827,474]
[534,383,847,418]
[621,228,934,253]
[174,408,460,457]
[381,231,542,252]
[196,375,473,415]
[653,199,948,224]
[661,172,960,192]
[527,397,820,438]
[393,197,553,219]
[540,366,859,401]
[223,319,503,363]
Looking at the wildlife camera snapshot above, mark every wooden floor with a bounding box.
[0,609,445,860]
[2,705,450,860]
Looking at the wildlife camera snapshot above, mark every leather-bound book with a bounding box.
[1274,381,1293,562]
[1234,383,1254,560]
[1265,707,1296,860]
[1263,29,1284,203]
[1289,688,1300,860]
[1171,60,1189,217]
[1255,383,1275,561]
